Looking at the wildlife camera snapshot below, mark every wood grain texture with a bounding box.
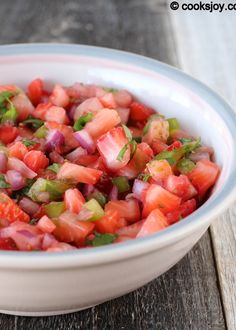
[170,9,236,329]
[0,0,226,329]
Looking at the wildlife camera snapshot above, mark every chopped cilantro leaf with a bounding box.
[21,139,38,147]
[122,125,132,141]
[47,163,62,173]
[73,112,94,131]
[87,232,117,247]
[0,91,14,105]
[23,116,44,129]
[0,174,10,188]
[116,143,129,161]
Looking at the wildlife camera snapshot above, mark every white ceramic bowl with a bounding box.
[0,44,235,316]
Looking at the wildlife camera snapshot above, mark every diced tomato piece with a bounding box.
[74,97,103,120]
[129,101,155,121]
[0,192,30,223]
[187,160,220,198]
[8,141,28,160]
[37,215,56,234]
[76,154,100,167]
[116,220,145,238]
[33,102,53,120]
[27,78,43,105]
[97,126,131,171]
[147,160,173,184]
[95,209,124,234]
[105,199,140,223]
[0,238,17,250]
[99,92,117,108]
[57,162,102,185]
[142,184,181,217]
[114,90,132,108]
[164,174,197,201]
[11,93,34,121]
[0,125,18,144]
[166,199,197,224]
[52,213,95,245]
[64,188,85,214]
[137,209,168,238]
[85,109,121,140]
[117,142,153,179]
[23,150,49,173]
[49,84,70,108]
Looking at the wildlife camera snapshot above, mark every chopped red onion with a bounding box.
[125,193,136,200]
[132,179,150,201]
[19,197,40,216]
[116,108,130,125]
[77,207,93,221]
[45,129,65,151]
[109,185,118,201]
[66,147,87,162]
[73,129,95,153]
[8,157,37,179]
[83,184,95,197]
[6,170,26,190]
[12,230,42,251]
[42,233,58,250]
[0,152,7,173]
[37,192,50,203]
[189,146,214,162]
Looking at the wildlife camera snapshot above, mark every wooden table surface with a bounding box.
[0,1,235,329]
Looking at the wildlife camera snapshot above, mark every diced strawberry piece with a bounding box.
[64,188,85,214]
[117,142,153,179]
[116,220,145,238]
[164,174,197,201]
[37,215,56,234]
[137,209,169,238]
[0,125,18,144]
[11,93,34,121]
[45,106,69,124]
[23,150,49,173]
[47,242,76,252]
[49,84,70,108]
[147,160,173,184]
[105,199,140,223]
[8,157,37,179]
[97,126,131,171]
[0,192,30,223]
[74,97,103,120]
[77,154,100,167]
[27,78,44,105]
[167,140,182,151]
[166,199,197,224]
[99,92,117,108]
[142,184,181,217]
[116,108,130,125]
[129,101,155,121]
[8,141,28,160]
[128,126,142,138]
[57,162,102,185]
[114,235,133,243]
[0,85,19,93]
[33,102,53,120]
[152,139,168,154]
[114,90,133,108]
[143,118,169,145]
[187,160,220,198]
[95,209,124,234]
[85,109,121,140]
[18,126,34,139]
[52,212,95,245]
[0,238,17,250]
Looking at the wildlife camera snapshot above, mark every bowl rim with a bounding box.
[0,42,235,268]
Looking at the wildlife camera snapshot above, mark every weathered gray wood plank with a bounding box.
[0,0,226,329]
[170,8,236,329]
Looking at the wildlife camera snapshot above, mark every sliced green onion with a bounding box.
[87,191,107,208]
[83,198,105,221]
[179,137,193,144]
[0,91,14,105]
[34,125,48,138]
[167,118,179,134]
[112,176,130,193]
[73,112,94,131]
[130,140,137,160]
[176,158,195,174]
[47,163,62,174]
[86,232,117,247]
[44,201,65,218]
